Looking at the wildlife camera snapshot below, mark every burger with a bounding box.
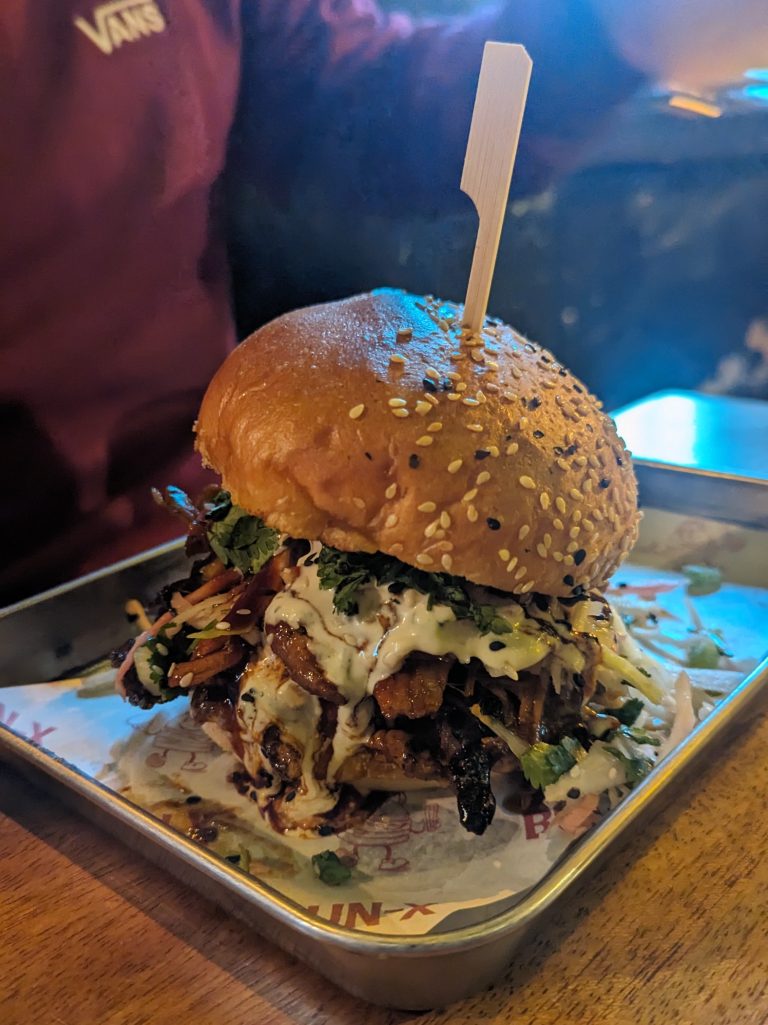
[114,289,665,835]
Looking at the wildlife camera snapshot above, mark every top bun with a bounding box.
[196,290,639,597]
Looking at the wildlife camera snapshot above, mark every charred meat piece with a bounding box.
[373,654,453,723]
[168,637,246,689]
[268,622,345,705]
[437,702,497,835]
[261,724,303,783]
[313,700,339,780]
[190,678,241,754]
[338,727,445,783]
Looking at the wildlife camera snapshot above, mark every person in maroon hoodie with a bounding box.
[1,0,761,606]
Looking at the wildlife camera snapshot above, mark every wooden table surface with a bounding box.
[2,712,768,1025]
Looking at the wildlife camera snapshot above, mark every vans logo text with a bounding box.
[74,1,166,55]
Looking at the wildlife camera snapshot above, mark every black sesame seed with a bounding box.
[541,355,551,364]
[225,854,241,863]
[442,379,452,391]
[486,517,501,531]
[616,454,624,466]
[422,378,438,393]
[527,396,542,410]
[241,691,255,703]
[489,640,506,651]
[505,434,514,441]
[285,790,296,802]
[598,478,610,489]
[564,443,578,456]
[567,787,581,800]
[475,449,491,460]
[573,672,586,688]
[573,549,586,565]
[318,824,334,837]
[533,594,549,611]
[364,451,373,461]
[553,446,564,456]
[559,368,568,376]
[563,574,575,587]
[409,454,420,469]
[533,430,544,439]
[573,384,583,394]
[185,795,202,805]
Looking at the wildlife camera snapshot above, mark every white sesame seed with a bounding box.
[462,489,478,503]
[447,371,461,381]
[519,416,529,430]
[566,541,579,553]
[536,543,548,559]
[440,511,451,528]
[447,459,463,474]
[385,483,397,499]
[486,360,499,371]
[425,367,440,380]
[352,497,365,510]
[391,408,409,418]
[441,553,453,571]
[518,524,530,540]
[519,475,536,490]
[570,488,584,501]
[385,514,398,528]
[435,528,446,540]
[552,551,563,562]
[562,554,575,566]
[416,435,433,447]
[506,442,519,456]
[215,621,230,630]
[555,496,567,514]
[488,445,500,457]
[485,382,500,394]
[476,390,487,404]
[424,521,438,538]
[506,556,519,573]
[476,471,491,485]
[348,404,365,420]
[416,553,433,566]
[583,519,595,532]
[236,609,252,615]
[520,580,535,594]
[388,397,407,407]
[514,565,527,581]
[414,400,432,416]
[425,394,439,407]
[417,501,437,513]
[553,518,565,531]
[466,424,484,433]
[462,397,480,407]
[447,393,461,402]
[543,533,552,548]
[427,421,443,433]
[456,382,468,392]
[498,548,511,562]
[556,458,570,472]
[389,353,406,365]
[540,492,551,510]
[593,509,604,521]
[569,525,581,539]
[467,505,479,523]
[573,509,583,523]
[391,542,404,553]
[179,672,195,688]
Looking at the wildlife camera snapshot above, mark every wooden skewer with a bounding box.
[461,42,532,335]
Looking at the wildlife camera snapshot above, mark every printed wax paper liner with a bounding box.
[3,559,765,937]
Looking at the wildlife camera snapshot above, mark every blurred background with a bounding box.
[227,2,768,410]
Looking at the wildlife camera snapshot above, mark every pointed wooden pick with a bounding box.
[461,43,532,335]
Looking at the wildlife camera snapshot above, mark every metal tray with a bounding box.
[2,537,768,1010]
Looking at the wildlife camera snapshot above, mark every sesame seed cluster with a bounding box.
[196,289,639,598]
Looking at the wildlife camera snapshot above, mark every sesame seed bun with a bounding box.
[195,289,639,597]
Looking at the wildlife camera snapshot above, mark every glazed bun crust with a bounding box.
[196,290,639,596]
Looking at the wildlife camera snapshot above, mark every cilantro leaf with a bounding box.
[520,736,586,790]
[204,493,279,574]
[603,696,644,726]
[682,564,722,597]
[311,850,352,886]
[316,547,512,634]
[605,746,654,785]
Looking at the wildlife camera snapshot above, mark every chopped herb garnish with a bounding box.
[205,492,279,574]
[316,547,512,634]
[682,564,723,597]
[605,747,654,785]
[520,736,586,790]
[311,850,352,886]
[686,636,721,669]
[603,696,644,726]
